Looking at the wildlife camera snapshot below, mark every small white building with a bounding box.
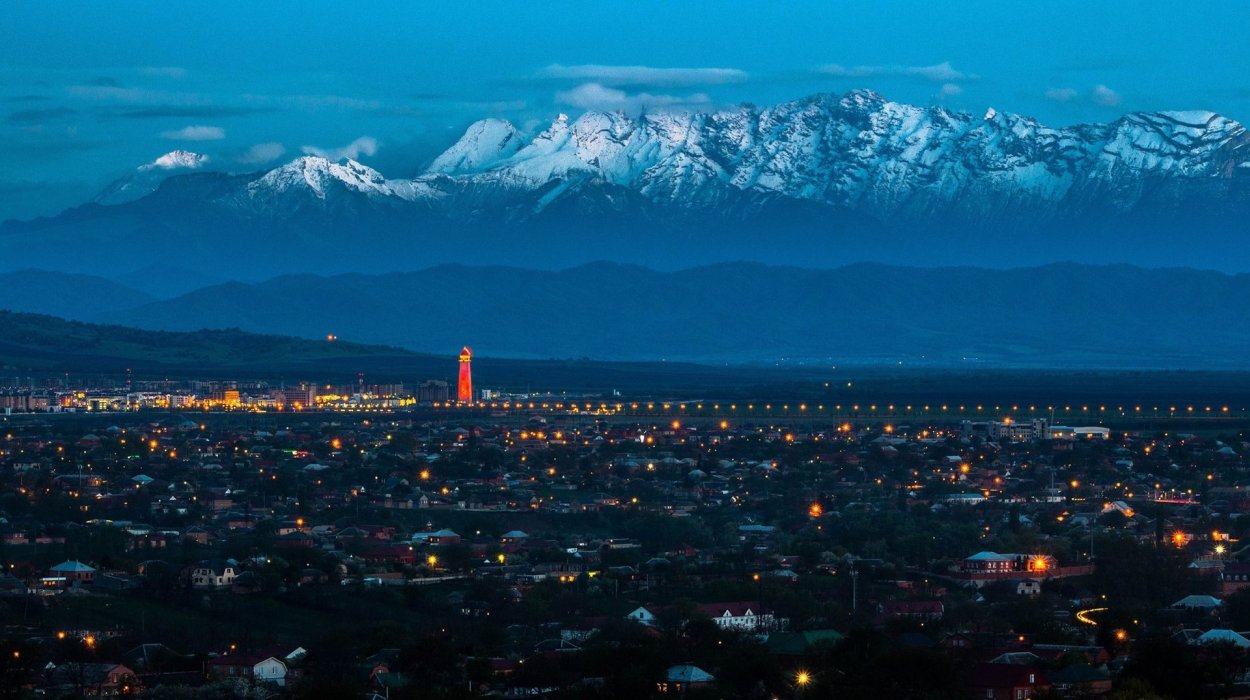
[1050,426,1111,440]
[626,606,659,627]
[191,559,238,589]
[697,602,777,631]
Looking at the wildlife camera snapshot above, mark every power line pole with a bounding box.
[850,562,859,612]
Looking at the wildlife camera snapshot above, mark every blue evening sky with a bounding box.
[2,0,1247,220]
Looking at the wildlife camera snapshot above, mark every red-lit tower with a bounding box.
[457,346,473,402]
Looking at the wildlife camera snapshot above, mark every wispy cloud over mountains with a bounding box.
[540,64,749,87]
[160,125,225,141]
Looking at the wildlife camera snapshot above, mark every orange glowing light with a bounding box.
[808,502,823,518]
[458,346,473,402]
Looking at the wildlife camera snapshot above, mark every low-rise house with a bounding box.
[1172,594,1222,612]
[1046,663,1112,696]
[766,630,844,665]
[698,601,776,631]
[625,606,660,627]
[1221,562,1250,595]
[966,662,1050,700]
[362,545,417,564]
[191,559,238,589]
[208,646,305,687]
[412,528,461,545]
[1197,629,1250,648]
[658,664,714,693]
[46,662,137,696]
[48,560,96,585]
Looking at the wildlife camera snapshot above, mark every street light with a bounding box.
[795,670,812,688]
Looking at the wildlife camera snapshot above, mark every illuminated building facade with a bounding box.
[457,346,473,402]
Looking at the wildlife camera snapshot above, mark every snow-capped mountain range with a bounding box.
[5,90,1250,279]
[92,89,1250,218]
[216,90,1250,216]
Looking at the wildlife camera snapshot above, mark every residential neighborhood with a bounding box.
[1,399,1249,698]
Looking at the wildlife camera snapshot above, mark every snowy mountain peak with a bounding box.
[246,155,419,203]
[95,150,211,205]
[836,89,887,111]
[141,150,209,171]
[427,118,522,175]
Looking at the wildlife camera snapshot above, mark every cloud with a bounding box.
[820,61,972,82]
[1044,87,1079,103]
[67,83,159,102]
[6,107,77,124]
[1046,86,1122,108]
[365,98,527,119]
[541,64,748,87]
[242,93,382,111]
[301,136,379,161]
[1092,84,1122,107]
[938,83,963,98]
[555,83,710,113]
[0,133,100,157]
[238,142,287,165]
[160,125,225,141]
[119,105,270,119]
[140,66,187,78]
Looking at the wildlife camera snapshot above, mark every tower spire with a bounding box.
[457,346,473,403]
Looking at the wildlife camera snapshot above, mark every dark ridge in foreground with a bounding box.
[0,310,422,376]
[89,261,1250,369]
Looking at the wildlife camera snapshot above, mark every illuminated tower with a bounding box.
[457,346,473,403]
